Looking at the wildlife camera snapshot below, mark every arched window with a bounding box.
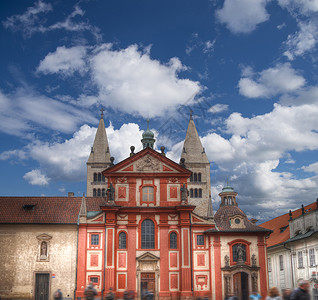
[190,189,193,198]
[102,175,106,182]
[97,189,101,197]
[170,232,177,249]
[141,219,155,249]
[94,173,97,182]
[98,173,102,182]
[102,189,106,197]
[233,243,246,262]
[198,189,202,198]
[194,173,197,182]
[119,232,127,249]
[190,174,193,182]
[142,187,154,202]
[228,196,232,205]
[93,189,97,197]
[198,173,201,182]
[194,189,198,198]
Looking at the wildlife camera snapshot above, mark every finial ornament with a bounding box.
[100,107,104,118]
[190,109,193,120]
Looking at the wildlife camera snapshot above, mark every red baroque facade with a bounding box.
[75,146,270,300]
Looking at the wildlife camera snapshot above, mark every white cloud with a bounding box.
[23,169,49,186]
[0,88,96,136]
[278,0,318,15]
[84,44,201,117]
[16,122,144,184]
[283,21,318,60]
[238,63,305,98]
[2,1,52,37]
[216,0,270,34]
[302,162,318,174]
[37,46,87,76]
[208,104,229,114]
[2,1,100,39]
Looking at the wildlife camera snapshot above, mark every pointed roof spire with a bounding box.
[87,111,111,163]
[181,113,209,164]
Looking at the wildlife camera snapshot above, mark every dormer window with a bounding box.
[23,204,36,211]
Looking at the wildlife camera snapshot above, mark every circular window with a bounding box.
[235,218,241,224]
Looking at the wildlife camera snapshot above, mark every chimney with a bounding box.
[68,192,74,197]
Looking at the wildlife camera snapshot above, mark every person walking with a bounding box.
[84,282,97,300]
[266,287,282,300]
[53,289,63,300]
[283,288,292,300]
[290,280,310,300]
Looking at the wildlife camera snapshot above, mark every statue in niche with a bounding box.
[224,255,230,267]
[237,243,245,263]
[252,254,257,266]
[40,241,47,259]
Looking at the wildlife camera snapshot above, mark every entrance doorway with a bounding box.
[141,273,155,300]
[35,273,50,300]
[233,272,249,300]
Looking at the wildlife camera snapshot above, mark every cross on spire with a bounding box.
[100,108,104,118]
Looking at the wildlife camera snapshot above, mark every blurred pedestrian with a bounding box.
[250,291,262,299]
[291,280,310,300]
[84,282,97,300]
[53,289,63,300]
[225,292,238,300]
[266,287,282,300]
[106,287,114,300]
[283,288,292,300]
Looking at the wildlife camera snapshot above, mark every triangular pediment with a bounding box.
[136,252,160,261]
[103,148,191,176]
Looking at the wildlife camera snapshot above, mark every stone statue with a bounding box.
[237,243,245,262]
[40,241,47,258]
[252,254,257,266]
[224,255,230,267]
[181,184,188,204]
[108,183,115,202]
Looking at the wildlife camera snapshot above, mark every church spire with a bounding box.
[181,114,209,164]
[87,109,111,164]
[86,109,111,197]
[180,112,213,219]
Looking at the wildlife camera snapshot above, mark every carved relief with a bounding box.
[168,178,179,183]
[136,155,161,171]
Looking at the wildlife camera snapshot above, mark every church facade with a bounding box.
[0,113,271,300]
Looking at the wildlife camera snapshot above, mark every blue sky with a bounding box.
[1,0,318,221]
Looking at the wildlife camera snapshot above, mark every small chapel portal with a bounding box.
[233,272,249,300]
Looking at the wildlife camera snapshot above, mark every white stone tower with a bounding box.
[180,113,213,219]
[86,109,111,197]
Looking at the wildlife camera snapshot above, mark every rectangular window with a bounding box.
[197,235,204,246]
[91,234,99,246]
[310,248,316,267]
[279,255,284,271]
[298,251,303,268]
[268,257,272,272]
[90,277,99,283]
[142,187,154,202]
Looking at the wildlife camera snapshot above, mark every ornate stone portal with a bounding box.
[136,252,160,300]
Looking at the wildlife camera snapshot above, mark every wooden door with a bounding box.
[233,272,242,300]
[141,273,155,299]
[35,273,50,300]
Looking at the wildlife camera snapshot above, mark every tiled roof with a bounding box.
[260,202,318,248]
[213,205,270,233]
[0,197,106,224]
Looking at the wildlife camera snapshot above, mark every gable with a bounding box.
[103,147,191,176]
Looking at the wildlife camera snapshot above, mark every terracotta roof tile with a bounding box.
[260,202,317,247]
[0,197,106,224]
